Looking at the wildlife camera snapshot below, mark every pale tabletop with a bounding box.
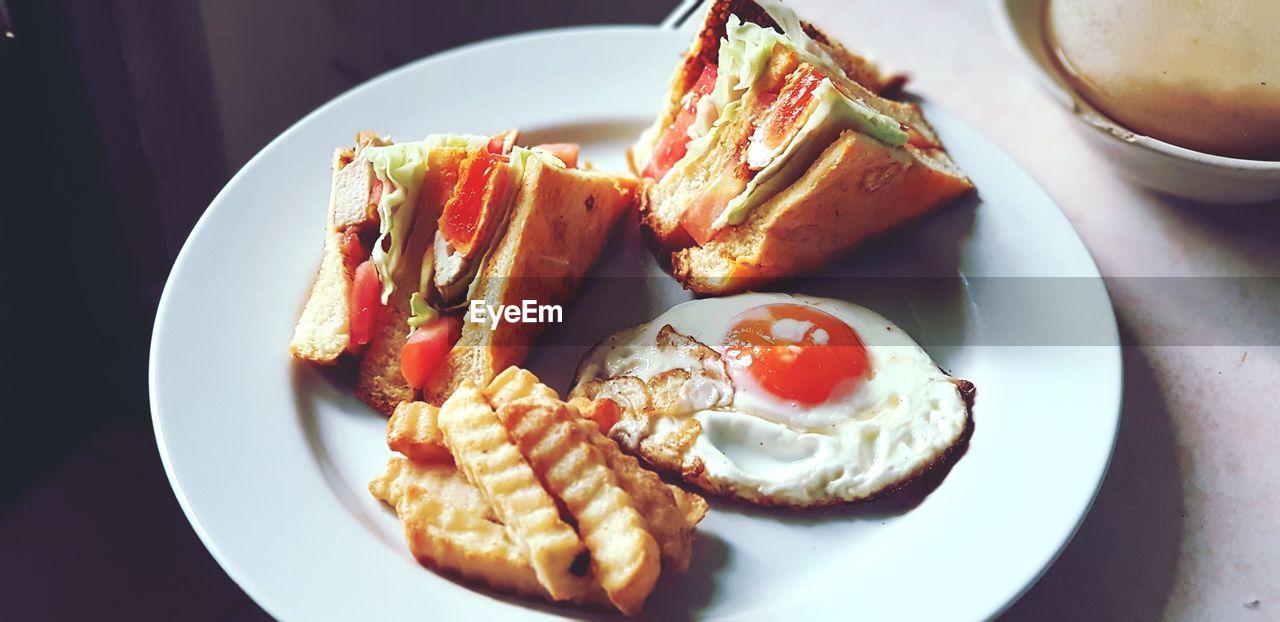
[784,0,1279,619]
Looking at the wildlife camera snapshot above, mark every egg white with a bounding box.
[577,292,972,506]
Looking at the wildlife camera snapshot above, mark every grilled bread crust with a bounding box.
[289,148,359,363]
[672,131,972,295]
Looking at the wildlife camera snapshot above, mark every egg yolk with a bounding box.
[723,303,869,405]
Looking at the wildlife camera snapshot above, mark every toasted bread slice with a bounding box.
[291,132,392,363]
[633,0,971,296]
[672,130,972,294]
[354,148,465,415]
[288,148,361,363]
[421,160,635,404]
[296,138,634,414]
[638,63,947,253]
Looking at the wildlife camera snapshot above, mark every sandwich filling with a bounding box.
[332,132,576,388]
[430,145,556,313]
[641,4,939,245]
[365,133,492,303]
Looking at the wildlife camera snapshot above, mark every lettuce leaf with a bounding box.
[364,143,430,303]
[364,134,492,303]
[716,78,908,228]
[756,1,848,85]
[407,291,437,329]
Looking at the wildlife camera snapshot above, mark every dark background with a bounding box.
[0,1,673,619]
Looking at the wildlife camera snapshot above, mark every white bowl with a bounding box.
[990,0,1280,204]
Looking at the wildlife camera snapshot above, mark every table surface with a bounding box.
[777,0,1279,619]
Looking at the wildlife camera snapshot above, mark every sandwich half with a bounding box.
[290,132,634,414]
[632,0,974,295]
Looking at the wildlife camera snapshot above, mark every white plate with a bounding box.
[150,26,1121,621]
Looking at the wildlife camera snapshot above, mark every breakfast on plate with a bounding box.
[289,130,635,414]
[370,367,708,615]
[631,0,973,295]
[572,293,975,507]
[285,0,978,615]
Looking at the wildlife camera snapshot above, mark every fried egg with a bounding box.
[571,293,973,507]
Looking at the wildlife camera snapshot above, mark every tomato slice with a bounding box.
[533,143,580,168]
[679,67,825,245]
[400,315,463,389]
[339,227,368,275]
[439,151,510,255]
[679,196,722,246]
[754,67,823,156]
[348,260,382,349]
[904,125,939,150]
[585,398,620,433]
[722,303,869,405]
[678,161,749,245]
[487,134,506,155]
[487,129,517,155]
[643,65,719,180]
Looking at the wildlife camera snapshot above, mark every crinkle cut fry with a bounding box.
[368,457,546,598]
[497,398,660,615]
[496,375,704,573]
[436,383,592,601]
[484,366,560,407]
[573,413,704,573]
[567,396,621,435]
[387,401,451,464]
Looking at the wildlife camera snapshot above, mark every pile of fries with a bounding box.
[370,367,708,615]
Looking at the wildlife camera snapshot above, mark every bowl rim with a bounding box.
[988,0,1280,173]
